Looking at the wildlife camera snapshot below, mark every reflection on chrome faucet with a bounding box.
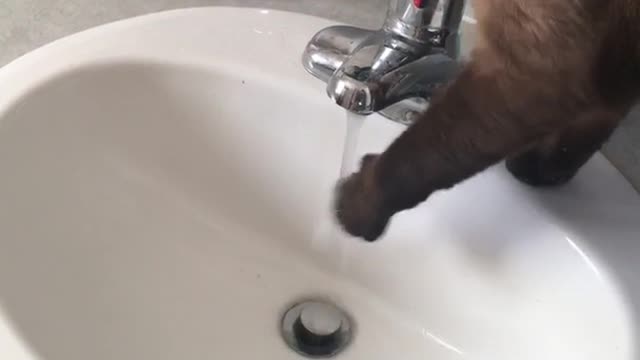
[302,0,466,125]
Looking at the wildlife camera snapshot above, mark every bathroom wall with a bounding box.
[1,0,639,190]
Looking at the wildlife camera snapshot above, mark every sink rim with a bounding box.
[0,6,638,360]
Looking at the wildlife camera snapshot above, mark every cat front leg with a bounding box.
[506,108,622,187]
[334,54,583,241]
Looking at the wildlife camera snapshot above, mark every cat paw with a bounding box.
[505,155,578,187]
[333,155,392,242]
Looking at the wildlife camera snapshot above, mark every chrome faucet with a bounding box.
[302,0,466,125]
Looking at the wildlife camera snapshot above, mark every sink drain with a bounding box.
[281,299,353,358]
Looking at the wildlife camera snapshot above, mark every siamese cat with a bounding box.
[335,0,640,241]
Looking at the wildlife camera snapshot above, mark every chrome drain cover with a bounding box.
[281,299,353,358]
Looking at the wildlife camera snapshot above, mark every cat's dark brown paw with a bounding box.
[333,155,393,242]
[506,153,578,187]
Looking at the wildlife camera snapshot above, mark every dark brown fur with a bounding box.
[335,0,640,241]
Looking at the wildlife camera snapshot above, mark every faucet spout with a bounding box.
[326,38,459,115]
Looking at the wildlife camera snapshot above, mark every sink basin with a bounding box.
[0,7,638,360]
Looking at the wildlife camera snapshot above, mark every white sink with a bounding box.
[0,7,638,360]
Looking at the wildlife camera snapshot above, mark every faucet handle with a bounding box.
[385,0,466,46]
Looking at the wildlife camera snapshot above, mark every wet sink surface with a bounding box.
[0,7,637,360]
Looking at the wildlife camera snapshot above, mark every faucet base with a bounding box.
[379,98,429,126]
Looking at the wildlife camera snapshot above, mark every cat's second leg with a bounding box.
[506,110,620,187]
